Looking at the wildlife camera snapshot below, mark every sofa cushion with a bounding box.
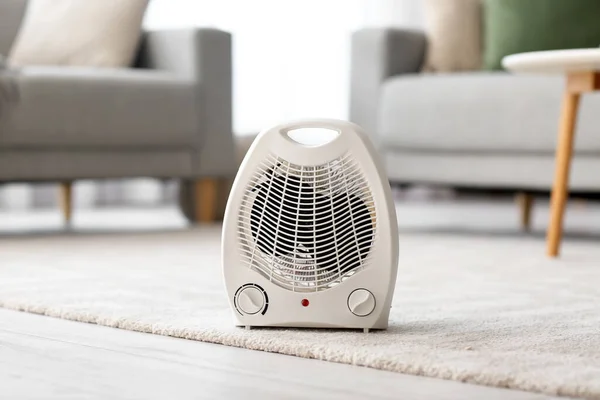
[0,67,199,148]
[422,0,482,72]
[483,0,600,70]
[9,0,148,68]
[379,72,600,154]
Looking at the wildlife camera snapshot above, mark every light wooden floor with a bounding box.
[0,309,560,400]
[2,200,596,399]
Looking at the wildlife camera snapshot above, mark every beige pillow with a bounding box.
[9,0,149,68]
[422,0,482,72]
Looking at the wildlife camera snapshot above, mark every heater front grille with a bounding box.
[237,153,377,292]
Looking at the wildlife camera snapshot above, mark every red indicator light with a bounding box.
[301,299,309,307]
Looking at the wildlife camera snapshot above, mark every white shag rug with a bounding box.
[1,227,599,399]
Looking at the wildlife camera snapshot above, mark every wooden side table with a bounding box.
[503,49,600,257]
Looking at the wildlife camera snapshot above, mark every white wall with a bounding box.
[144,0,425,134]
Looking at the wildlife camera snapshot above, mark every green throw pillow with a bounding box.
[483,0,600,70]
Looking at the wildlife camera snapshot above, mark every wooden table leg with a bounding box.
[547,91,580,257]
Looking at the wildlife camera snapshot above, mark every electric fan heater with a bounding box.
[222,119,399,332]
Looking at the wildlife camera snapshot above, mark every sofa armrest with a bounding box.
[137,28,235,177]
[0,0,28,56]
[349,28,426,140]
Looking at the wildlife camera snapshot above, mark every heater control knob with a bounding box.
[237,286,265,315]
[348,289,376,317]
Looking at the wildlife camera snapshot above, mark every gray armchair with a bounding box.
[350,28,600,230]
[0,0,236,223]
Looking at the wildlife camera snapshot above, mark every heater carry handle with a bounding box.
[277,119,354,148]
[265,119,368,164]
[278,119,347,132]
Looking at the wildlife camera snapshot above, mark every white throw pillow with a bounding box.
[8,0,149,68]
[422,0,482,72]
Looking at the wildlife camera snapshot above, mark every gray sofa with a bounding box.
[0,0,236,223]
[350,29,600,194]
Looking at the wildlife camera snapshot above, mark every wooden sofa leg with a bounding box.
[194,178,218,223]
[516,192,534,231]
[59,181,73,224]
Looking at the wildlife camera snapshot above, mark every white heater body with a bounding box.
[222,119,399,330]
